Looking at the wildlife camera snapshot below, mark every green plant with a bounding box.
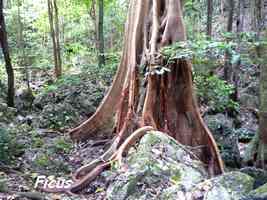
[34,154,50,168]
[32,137,45,148]
[195,75,239,113]
[52,137,72,154]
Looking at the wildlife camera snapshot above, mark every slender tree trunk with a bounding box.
[227,0,234,32]
[236,0,244,33]
[247,2,267,169]
[206,0,213,37]
[17,0,23,52]
[53,0,61,76]
[223,0,234,83]
[258,32,267,168]
[97,0,105,67]
[251,0,257,32]
[47,0,61,78]
[0,0,15,107]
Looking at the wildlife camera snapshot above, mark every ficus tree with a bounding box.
[43,0,224,193]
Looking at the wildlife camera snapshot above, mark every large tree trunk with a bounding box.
[0,0,15,107]
[51,0,224,193]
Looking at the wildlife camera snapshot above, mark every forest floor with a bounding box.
[0,63,262,199]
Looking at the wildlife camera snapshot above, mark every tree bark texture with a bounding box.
[224,0,235,83]
[207,0,213,37]
[97,0,105,67]
[47,0,62,78]
[63,0,224,193]
[0,0,15,107]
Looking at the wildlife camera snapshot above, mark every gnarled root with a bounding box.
[115,126,154,166]
[41,126,155,194]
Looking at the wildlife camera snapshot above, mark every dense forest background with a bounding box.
[0,0,267,199]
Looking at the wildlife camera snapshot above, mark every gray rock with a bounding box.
[107,131,255,200]
[236,110,258,142]
[245,182,267,199]
[107,131,207,200]
[0,102,17,124]
[239,93,259,109]
[199,172,254,200]
[15,88,35,113]
[241,80,260,97]
[204,114,241,167]
[240,167,267,188]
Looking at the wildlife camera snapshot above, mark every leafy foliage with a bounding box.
[195,75,239,113]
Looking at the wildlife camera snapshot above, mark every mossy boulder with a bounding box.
[240,167,267,188]
[15,88,35,114]
[107,132,207,200]
[0,102,17,124]
[245,183,267,199]
[239,93,259,109]
[196,172,254,200]
[107,131,254,200]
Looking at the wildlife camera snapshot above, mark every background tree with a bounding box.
[97,0,105,67]
[244,0,267,168]
[0,0,15,107]
[236,0,244,33]
[223,0,235,93]
[47,0,62,78]
[257,31,267,168]
[206,0,213,37]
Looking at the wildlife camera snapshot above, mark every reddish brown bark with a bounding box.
[53,0,225,193]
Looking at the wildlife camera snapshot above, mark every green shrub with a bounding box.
[195,75,239,113]
[34,154,50,168]
[52,137,72,154]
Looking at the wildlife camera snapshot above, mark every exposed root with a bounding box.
[115,126,154,166]
[72,159,103,181]
[72,126,154,190]
[59,0,224,195]
[40,162,110,194]
[42,126,154,194]
[193,98,224,174]
[73,137,120,181]
[70,162,111,193]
